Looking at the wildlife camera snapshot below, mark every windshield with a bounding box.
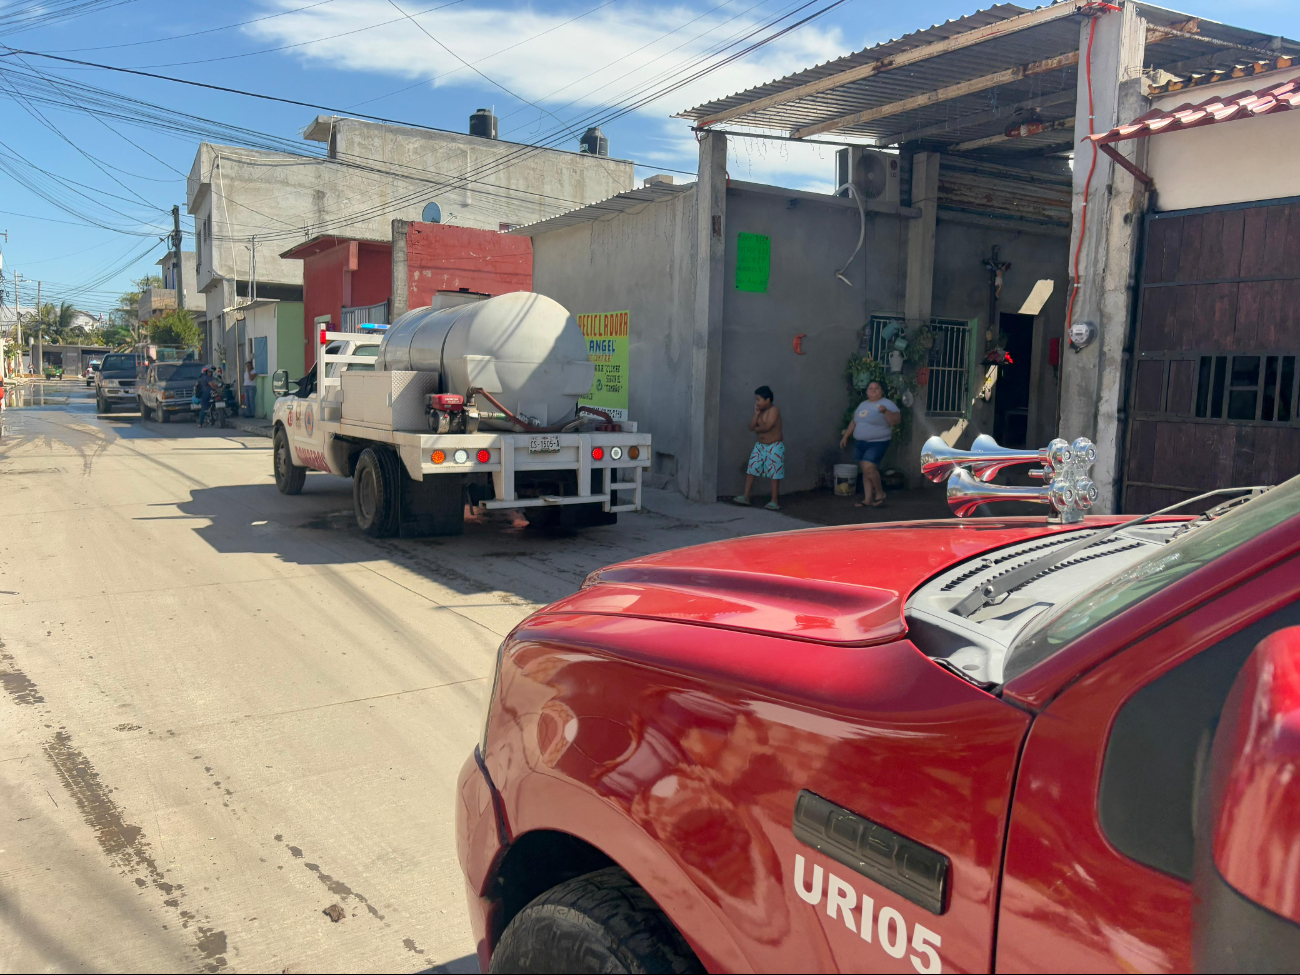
[1004,476,1300,682]
[159,363,206,382]
[100,354,135,373]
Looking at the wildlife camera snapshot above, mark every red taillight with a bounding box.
[476,449,490,463]
[592,447,604,461]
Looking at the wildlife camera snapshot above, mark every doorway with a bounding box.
[994,312,1035,448]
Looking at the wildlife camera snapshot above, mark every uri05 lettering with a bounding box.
[793,854,943,973]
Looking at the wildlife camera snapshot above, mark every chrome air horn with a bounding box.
[920,435,1099,523]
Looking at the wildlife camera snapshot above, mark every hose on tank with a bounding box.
[467,388,614,433]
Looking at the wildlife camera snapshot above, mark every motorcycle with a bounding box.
[191,382,236,428]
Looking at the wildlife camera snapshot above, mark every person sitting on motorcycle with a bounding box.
[197,366,214,425]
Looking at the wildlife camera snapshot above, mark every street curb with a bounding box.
[229,418,273,439]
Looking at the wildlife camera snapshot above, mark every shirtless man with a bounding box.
[733,385,784,510]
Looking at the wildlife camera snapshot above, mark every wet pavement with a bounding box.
[0,390,811,973]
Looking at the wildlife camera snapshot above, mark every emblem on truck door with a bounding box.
[793,790,949,914]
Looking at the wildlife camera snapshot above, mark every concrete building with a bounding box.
[624,0,1298,512]
[187,113,633,389]
[138,251,199,322]
[234,299,304,418]
[516,168,1067,499]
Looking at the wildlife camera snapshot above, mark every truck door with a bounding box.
[995,565,1300,973]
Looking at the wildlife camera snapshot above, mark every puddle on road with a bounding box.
[3,382,92,410]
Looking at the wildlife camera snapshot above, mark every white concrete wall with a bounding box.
[1147,68,1300,211]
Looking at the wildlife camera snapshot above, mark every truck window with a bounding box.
[1098,599,1300,880]
[326,344,379,377]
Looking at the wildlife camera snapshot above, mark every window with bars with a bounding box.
[925,319,970,417]
[860,316,970,416]
[1133,352,1297,424]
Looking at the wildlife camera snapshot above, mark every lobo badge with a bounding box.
[920,434,1099,525]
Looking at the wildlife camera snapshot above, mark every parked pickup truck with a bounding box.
[459,443,1300,974]
[93,352,140,414]
[138,360,208,423]
[271,294,650,538]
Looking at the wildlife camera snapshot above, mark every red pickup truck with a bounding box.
[457,464,1300,973]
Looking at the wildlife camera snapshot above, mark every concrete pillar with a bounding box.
[1058,4,1149,512]
[685,131,727,502]
[391,219,410,319]
[904,151,939,329]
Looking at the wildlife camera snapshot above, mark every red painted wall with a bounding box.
[293,224,532,369]
[404,222,532,308]
[300,240,392,368]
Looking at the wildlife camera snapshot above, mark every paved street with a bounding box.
[0,383,808,974]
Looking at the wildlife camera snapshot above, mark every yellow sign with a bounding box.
[577,311,629,421]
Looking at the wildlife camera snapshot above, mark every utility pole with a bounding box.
[172,205,186,311]
[34,280,41,378]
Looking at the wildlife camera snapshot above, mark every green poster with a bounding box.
[578,311,630,421]
[735,232,770,293]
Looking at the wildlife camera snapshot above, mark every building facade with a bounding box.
[187,115,633,391]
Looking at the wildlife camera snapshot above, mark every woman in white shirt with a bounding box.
[839,380,900,507]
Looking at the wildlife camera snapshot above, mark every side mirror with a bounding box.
[271,369,292,396]
[1193,626,1300,971]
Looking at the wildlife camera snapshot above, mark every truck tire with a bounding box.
[489,866,703,975]
[353,447,400,537]
[136,396,145,415]
[273,428,307,495]
[158,402,170,423]
[96,392,107,414]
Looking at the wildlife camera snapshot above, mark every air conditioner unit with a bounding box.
[835,147,901,206]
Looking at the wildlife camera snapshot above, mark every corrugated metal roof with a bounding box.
[1090,75,1300,144]
[507,181,695,237]
[678,2,1298,155]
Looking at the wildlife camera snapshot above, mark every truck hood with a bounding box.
[542,518,1115,646]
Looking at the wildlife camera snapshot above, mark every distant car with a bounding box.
[138,361,208,423]
[94,353,140,413]
[84,362,101,386]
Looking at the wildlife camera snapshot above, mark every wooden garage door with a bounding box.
[1122,197,1300,514]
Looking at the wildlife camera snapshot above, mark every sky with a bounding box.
[0,0,1294,316]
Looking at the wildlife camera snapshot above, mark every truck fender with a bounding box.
[491,766,754,975]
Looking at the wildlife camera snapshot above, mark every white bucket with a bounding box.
[833,463,858,496]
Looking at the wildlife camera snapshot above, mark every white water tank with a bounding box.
[375,292,595,429]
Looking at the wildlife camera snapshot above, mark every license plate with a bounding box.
[528,435,560,453]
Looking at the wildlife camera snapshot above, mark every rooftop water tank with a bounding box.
[580,126,608,157]
[375,292,595,430]
[470,108,498,140]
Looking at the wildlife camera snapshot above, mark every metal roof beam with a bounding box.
[793,51,1080,139]
[878,88,1078,146]
[693,2,1085,128]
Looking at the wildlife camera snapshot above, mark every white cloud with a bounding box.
[248,0,850,133]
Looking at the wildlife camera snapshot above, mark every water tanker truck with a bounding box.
[269,292,649,537]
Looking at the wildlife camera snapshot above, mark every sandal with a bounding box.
[854,500,869,508]
[871,497,886,508]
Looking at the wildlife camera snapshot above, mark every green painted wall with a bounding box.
[276,302,305,380]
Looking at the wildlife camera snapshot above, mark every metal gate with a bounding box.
[1121,196,1300,513]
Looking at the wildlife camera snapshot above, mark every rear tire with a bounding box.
[489,866,703,975]
[353,447,400,537]
[273,428,306,495]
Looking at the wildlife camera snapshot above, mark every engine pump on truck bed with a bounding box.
[269,291,650,537]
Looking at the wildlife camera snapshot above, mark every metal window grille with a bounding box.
[340,300,390,332]
[925,318,970,417]
[1135,351,1297,425]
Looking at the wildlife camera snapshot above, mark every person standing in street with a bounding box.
[243,359,257,418]
[840,380,900,507]
[733,385,784,510]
